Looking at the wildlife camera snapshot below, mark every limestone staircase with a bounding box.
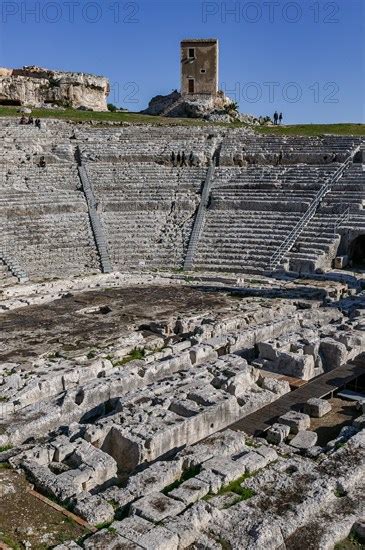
[0,248,28,283]
[77,156,113,274]
[184,164,215,270]
[269,145,361,272]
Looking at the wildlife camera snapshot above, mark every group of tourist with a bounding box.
[171,151,195,167]
[19,115,42,128]
[273,111,283,125]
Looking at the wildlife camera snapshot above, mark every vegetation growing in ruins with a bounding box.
[0,533,21,550]
[224,101,239,114]
[215,473,255,501]
[114,347,146,366]
[0,444,13,453]
[162,465,202,494]
[203,473,256,506]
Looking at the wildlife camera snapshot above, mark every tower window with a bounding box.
[188,48,195,59]
[200,69,206,74]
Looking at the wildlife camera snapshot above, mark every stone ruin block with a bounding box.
[236,450,272,474]
[126,459,184,499]
[259,376,291,396]
[201,456,244,485]
[178,429,246,469]
[279,411,311,434]
[304,397,332,418]
[319,338,348,371]
[73,492,115,525]
[108,516,179,550]
[169,477,210,505]
[189,344,218,365]
[130,492,185,523]
[163,502,219,549]
[289,430,318,450]
[194,469,223,494]
[266,423,290,445]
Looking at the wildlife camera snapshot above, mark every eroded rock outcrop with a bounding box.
[142,90,260,124]
[0,66,109,111]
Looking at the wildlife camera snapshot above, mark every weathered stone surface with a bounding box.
[279,411,311,434]
[260,376,290,395]
[266,423,291,445]
[304,397,332,418]
[236,450,272,473]
[73,492,115,525]
[0,66,109,110]
[169,477,210,505]
[202,457,244,483]
[142,90,259,124]
[319,338,348,371]
[130,492,185,522]
[289,430,318,450]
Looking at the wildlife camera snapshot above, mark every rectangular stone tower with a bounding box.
[181,39,218,96]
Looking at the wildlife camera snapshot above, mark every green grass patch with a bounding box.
[334,486,347,498]
[205,473,256,506]
[217,473,255,498]
[0,444,13,453]
[0,106,216,127]
[0,533,22,550]
[95,521,113,530]
[114,347,146,366]
[1,106,363,135]
[256,123,365,136]
[0,462,10,469]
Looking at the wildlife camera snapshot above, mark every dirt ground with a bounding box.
[310,397,359,446]
[0,285,231,367]
[0,467,87,549]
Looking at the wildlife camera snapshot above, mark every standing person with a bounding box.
[279,112,283,125]
[177,152,181,166]
[171,151,176,166]
[181,151,187,167]
[273,111,278,125]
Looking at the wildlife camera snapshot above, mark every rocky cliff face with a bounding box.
[0,66,109,111]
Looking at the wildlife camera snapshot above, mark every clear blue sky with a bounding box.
[1,0,364,123]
